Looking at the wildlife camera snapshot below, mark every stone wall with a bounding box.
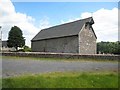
[2,52,119,61]
[32,35,79,53]
[79,24,96,54]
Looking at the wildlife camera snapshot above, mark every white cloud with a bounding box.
[39,16,51,29]
[93,8,118,42]
[0,0,51,47]
[61,8,118,42]
[61,17,81,24]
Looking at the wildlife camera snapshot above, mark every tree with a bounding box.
[97,41,120,54]
[7,26,25,51]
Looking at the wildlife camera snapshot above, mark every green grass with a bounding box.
[2,56,118,62]
[0,79,2,89]
[2,71,118,88]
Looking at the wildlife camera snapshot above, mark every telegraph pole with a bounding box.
[0,26,2,52]
[0,26,1,40]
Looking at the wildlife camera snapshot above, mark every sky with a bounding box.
[0,0,119,47]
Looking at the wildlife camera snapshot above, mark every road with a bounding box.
[2,57,118,78]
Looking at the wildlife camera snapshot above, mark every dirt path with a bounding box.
[2,57,118,78]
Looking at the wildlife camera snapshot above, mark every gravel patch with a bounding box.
[2,57,118,78]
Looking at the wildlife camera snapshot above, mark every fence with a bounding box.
[1,52,120,61]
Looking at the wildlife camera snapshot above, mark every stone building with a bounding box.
[31,17,97,54]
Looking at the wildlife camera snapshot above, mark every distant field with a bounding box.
[2,71,118,88]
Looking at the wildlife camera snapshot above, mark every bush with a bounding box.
[23,46,31,52]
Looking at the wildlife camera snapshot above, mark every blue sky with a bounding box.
[13,2,117,26]
[0,1,118,46]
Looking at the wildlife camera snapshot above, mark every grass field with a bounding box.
[2,71,118,88]
[2,56,118,62]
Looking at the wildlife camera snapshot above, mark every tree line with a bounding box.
[97,41,120,54]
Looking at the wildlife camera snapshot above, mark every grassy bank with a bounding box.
[2,71,118,88]
[2,56,118,62]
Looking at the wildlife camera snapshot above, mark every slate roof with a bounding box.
[2,41,7,47]
[32,17,95,41]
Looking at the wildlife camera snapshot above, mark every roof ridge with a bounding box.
[41,17,92,31]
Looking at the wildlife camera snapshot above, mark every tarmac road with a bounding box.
[2,57,118,78]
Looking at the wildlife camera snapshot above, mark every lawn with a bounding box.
[2,56,118,62]
[2,71,118,88]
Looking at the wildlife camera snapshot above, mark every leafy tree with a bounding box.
[114,41,120,54]
[7,26,25,51]
[97,41,120,54]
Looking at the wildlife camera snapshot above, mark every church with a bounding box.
[31,17,97,54]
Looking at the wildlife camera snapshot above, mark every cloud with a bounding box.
[39,16,51,29]
[61,8,118,42]
[0,0,51,47]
